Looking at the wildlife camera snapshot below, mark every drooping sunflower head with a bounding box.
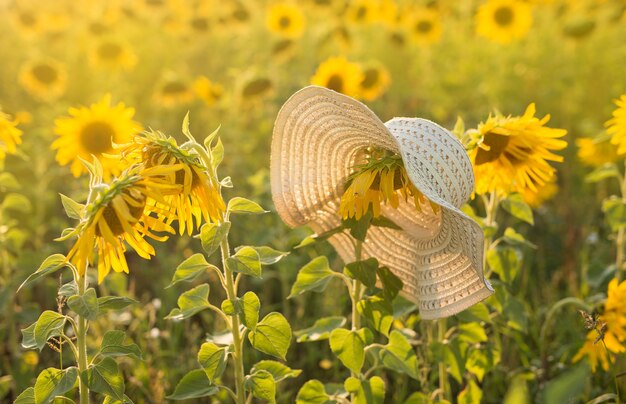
[475,0,533,44]
[339,148,438,220]
[155,78,194,108]
[89,38,138,70]
[358,64,391,101]
[606,95,626,155]
[266,3,306,39]
[311,56,364,99]
[192,76,224,106]
[468,103,567,196]
[18,59,67,101]
[52,94,143,179]
[0,110,23,167]
[576,134,619,167]
[121,130,226,234]
[406,7,443,45]
[65,165,180,283]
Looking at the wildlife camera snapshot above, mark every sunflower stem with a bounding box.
[76,272,90,404]
[220,237,246,404]
[483,191,500,277]
[438,318,450,401]
[617,161,626,281]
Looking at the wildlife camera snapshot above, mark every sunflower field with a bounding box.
[1,0,626,403]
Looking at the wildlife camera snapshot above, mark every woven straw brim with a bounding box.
[271,86,493,319]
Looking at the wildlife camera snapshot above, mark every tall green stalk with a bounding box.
[220,238,246,404]
[76,273,89,404]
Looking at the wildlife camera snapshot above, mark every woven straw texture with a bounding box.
[271,86,493,319]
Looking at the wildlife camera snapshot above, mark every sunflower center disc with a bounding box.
[416,20,433,33]
[80,121,115,154]
[98,43,122,59]
[494,6,514,26]
[279,16,291,29]
[32,64,58,84]
[162,82,187,95]
[326,75,344,93]
[475,132,510,165]
[100,194,146,236]
[361,69,379,89]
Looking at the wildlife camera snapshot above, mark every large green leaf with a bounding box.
[465,346,501,382]
[289,257,336,298]
[329,328,366,374]
[226,246,262,278]
[99,330,142,359]
[240,291,260,330]
[34,367,78,404]
[457,323,488,344]
[251,360,302,383]
[344,376,385,404]
[487,247,521,284]
[344,258,378,288]
[167,254,217,288]
[248,312,292,360]
[17,254,67,293]
[380,331,420,380]
[603,196,626,231]
[59,193,85,220]
[501,193,534,225]
[67,288,99,320]
[377,266,402,301]
[98,296,137,312]
[585,163,620,183]
[294,316,346,343]
[165,284,211,321]
[21,323,37,349]
[357,295,393,336]
[102,394,134,404]
[14,387,35,404]
[197,342,227,383]
[166,369,219,400]
[296,380,330,404]
[342,213,372,241]
[247,246,289,265]
[200,222,231,257]
[544,363,589,404]
[245,370,276,403]
[227,197,267,214]
[81,357,124,400]
[34,311,66,351]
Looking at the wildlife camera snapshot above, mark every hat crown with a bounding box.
[385,118,475,209]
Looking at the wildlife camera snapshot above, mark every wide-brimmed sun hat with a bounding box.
[270,86,493,319]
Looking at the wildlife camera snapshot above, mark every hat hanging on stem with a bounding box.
[270,86,493,320]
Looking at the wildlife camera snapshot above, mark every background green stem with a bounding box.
[438,318,449,401]
[220,238,246,404]
[76,273,89,404]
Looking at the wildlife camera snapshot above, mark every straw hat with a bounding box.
[270,86,493,319]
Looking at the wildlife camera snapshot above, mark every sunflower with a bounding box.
[65,165,181,283]
[266,3,306,39]
[193,76,224,106]
[358,64,391,101]
[606,95,626,155]
[468,103,567,196]
[154,79,194,108]
[52,94,143,179]
[475,0,533,44]
[338,149,436,220]
[406,8,443,45]
[120,130,226,234]
[311,57,364,99]
[89,39,138,70]
[0,110,23,166]
[9,6,44,38]
[576,135,619,167]
[241,77,273,101]
[345,0,379,24]
[18,59,67,101]
[573,279,626,372]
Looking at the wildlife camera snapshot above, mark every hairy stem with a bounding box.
[76,273,89,404]
[438,318,449,401]
[220,238,246,404]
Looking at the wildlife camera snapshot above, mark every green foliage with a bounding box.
[251,361,302,382]
[294,316,347,342]
[245,370,276,403]
[379,331,420,380]
[67,287,99,320]
[344,259,378,288]
[166,370,219,400]
[34,367,78,404]
[97,296,137,312]
[289,256,337,298]
[81,357,125,400]
[329,328,370,374]
[226,246,262,277]
[344,376,385,404]
[167,253,216,288]
[200,222,231,257]
[248,312,292,360]
[197,342,228,383]
[165,284,211,321]
[99,331,142,359]
[296,380,330,404]
[240,291,260,329]
[501,194,534,225]
[602,196,626,231]
[227,197,268,215]
[17,254,68,293]
[33,311,66,351]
